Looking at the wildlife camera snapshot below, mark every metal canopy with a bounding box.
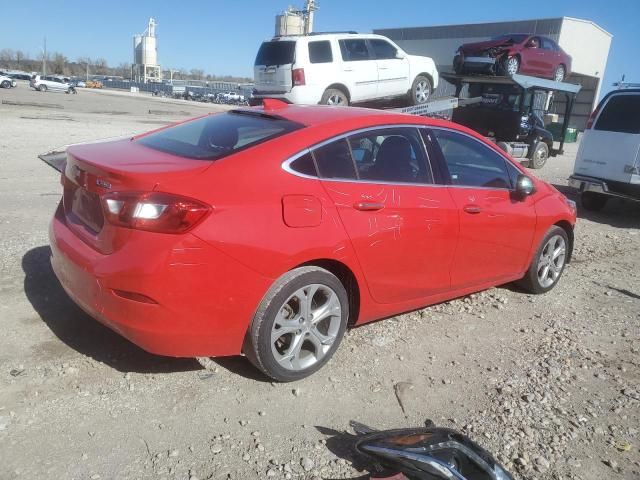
[440,72,581,94]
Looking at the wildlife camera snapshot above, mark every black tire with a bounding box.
[320,88,349,106]
[244,266,349,382]
[580,191,608,212]
[518,225,569,294]
[528,142,549,169]
[0,80,10,89]
[553,64,566,82]
[409,75,432,105]
[38,84,47,92]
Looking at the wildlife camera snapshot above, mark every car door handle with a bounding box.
[379,66,389,70]
[343,68,354,72]
[354,202,384,211]
[463,205,482,214]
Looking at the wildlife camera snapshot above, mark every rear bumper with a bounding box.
[49,203,271,357]
[252,85,325,105]
[568,175,640,202]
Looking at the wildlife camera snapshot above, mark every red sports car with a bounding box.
[49,100,576,381]
[453,34,572,82]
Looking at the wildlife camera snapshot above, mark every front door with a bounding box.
[313,127,458,304]
[430,128,537,289]
[338,38,378,102]
[369,38,410,97]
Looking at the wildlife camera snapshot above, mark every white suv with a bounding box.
[251,32,439,106]
[569,88,640,210]
[30,75,74,93]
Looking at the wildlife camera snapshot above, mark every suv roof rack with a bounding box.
[272,30,358,39]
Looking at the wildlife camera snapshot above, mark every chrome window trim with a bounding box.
[282,124,436,186]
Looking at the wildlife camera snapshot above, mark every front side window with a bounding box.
[339,39,371,62]
[595,94,640,134]
[308,41,333,64]
[137,111,303,160]
[432,129,513,189]
[370,39,398,60]
[312,139,356,179]
[348,128,431,183]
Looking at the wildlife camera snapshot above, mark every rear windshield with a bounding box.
[137,111,303,160]
[255,41,296,66]
[595,94,640,134]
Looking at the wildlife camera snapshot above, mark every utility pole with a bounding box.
[42,36,47,75]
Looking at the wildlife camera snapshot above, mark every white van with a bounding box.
[569,89,640,210]
[251,32,439,107]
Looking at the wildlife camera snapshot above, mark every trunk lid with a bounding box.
[254,40,296,94]
[63,139,210,254]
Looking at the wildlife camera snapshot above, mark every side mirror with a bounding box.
[516,174,536,197]
[395,51,406,60]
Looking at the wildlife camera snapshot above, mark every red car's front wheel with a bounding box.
[502,56,520,76]
[554,64,566,82]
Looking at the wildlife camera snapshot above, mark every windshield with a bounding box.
[255,41,296,66]
[491,34,529,44]
[137,111,303,160]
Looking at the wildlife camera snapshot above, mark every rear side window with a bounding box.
[255,41,296,66]
[595,94,640,134]
[541,38,556,51]
[308,41,333,64]
[312,139,357,179]
[137,112,303,160]
[433,129,513,189]
[370,39,398,60]
[339,39,371,62]
[290,152,317,177]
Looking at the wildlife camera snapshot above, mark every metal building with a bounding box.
[375,17,612,130]
[132,18,162,83]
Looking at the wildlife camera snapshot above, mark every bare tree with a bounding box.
[0,49,15,68]
[51,52,68,75]
[190,68,204,80]
[117,62,131,79]
[15,50,26,69]
[93,58,109,75]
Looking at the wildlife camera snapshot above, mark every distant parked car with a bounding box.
[454,34,572,82]
[224,91,245,103]
[30,75,74,93]
[569,88,640,210]
[0,74,17,88]
[252,32,439,106]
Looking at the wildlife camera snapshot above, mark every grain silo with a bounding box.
[132,18,161,83]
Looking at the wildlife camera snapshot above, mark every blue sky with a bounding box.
[0,0,637,96]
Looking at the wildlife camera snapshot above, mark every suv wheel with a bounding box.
[1,80,10,89]
[244,266,349,382]
[410,76,431,105]
[321,88,349,106]
[38,84,47,92]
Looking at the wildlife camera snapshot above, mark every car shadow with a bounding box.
[315,425,371,479]
[552,184,640,229]
[22,246,200,374]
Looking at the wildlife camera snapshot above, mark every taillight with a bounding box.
[101,192,210,234]
[585,104,601,129]
[292,68,306,86]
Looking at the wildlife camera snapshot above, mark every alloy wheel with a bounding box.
[537,235,566,288]
[415,80,430,103]
[554,65,565,82]
[270,284,342,371]
[506,57,519,75]
[327,94,345,106]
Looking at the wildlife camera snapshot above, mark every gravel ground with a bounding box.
[0,84,639,480]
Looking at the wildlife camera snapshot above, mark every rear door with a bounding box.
[430,128,536,289]
[575,93,640,183]
[314,127,458,304]
[369,38,410,97]
[540,38,559,76]
[254,40,296,94]
[338,38,378,102]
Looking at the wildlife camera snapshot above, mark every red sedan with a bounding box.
[49,100,576,381]
[454,34,572,82]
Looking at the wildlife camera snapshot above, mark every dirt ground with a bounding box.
[0,84,639,480]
